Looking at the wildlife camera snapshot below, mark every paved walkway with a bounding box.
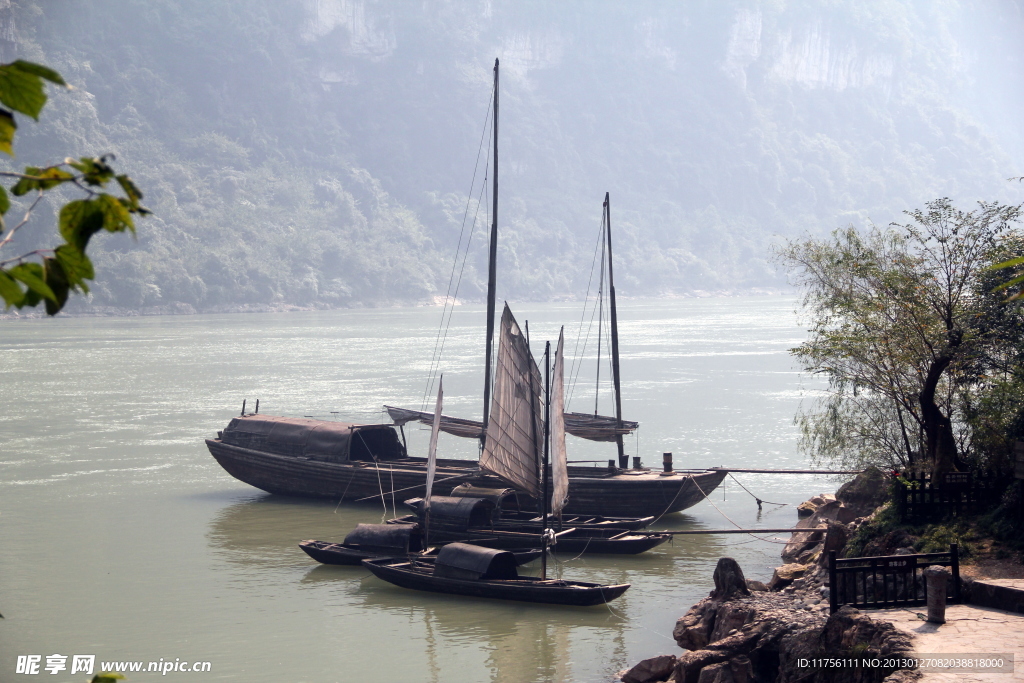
[873,604,1024,682]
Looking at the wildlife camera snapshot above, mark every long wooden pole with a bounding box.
[542,340,551,580]
[482,58,499,444]
[605,193,626,468]
[643,528,826,535]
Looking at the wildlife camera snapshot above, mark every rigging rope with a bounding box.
[421,82,495,409]
[566,208,609,408]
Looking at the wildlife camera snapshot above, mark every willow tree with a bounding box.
[778,198,1023,479]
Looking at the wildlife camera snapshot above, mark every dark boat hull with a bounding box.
[206,439,727,517]
[298,540,542,566]
[384,516,670,555]
[362,558,629,606]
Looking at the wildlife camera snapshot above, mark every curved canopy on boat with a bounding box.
[433,542,518,580]
[343,523,422,553]
[404,496,495,530]
[385,405,638,443]
[220,415,405,462]
[449,484,521,510]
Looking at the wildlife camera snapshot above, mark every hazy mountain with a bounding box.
[4,0,1022,312]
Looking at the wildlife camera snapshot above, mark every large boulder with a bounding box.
[695,656,753,683]
[779,606,914,682]
[835,466,890,517]
[620,654,677,683]
[711,557,751,600]
[767,563,808,591]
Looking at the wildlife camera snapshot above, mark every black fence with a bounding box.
[895,470,1007,522]
[828,545,960,614]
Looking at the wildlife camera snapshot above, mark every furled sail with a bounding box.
[385,406,485,439]
[562,413,638,442]
[551,327,568,516]
[479,304,544,498]
[385,408,635,443]
[424,376,443,512]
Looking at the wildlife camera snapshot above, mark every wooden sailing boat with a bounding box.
[205,59,727,516]
[361,308,631,604]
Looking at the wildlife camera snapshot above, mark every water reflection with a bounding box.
[357,587,615,683]
[206,493,735,682]
[206,493,392,569]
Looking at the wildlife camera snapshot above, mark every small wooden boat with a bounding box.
[447,484,655,530]
[395,496,671,555]
[298,523,543,566]
[362,543,630,606]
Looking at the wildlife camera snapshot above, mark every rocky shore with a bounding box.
[618,468,920,683]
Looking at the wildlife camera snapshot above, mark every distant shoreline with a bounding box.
[0,289,794,321]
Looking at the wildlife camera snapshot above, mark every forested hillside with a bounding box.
[2,0,1021,313]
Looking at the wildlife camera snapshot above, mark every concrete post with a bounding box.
[923,565,951,624]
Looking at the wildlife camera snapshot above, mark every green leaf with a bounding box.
[0,269,24,308]
[42,256,69,315]
[59,198,105,251]
[0,62,50,120]
[97,193,135,233]
[11,165,74,195]
[0,108,14,156]
[116,174,144,205]
[0,185,9,216]
[7,261,55,302]
[73,156,115,186]
[91,674,126,683]
[990,255,1024,271]
[54,244,94,289]
[9,60,66,86]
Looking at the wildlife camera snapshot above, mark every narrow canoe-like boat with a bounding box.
[297,522,544,566]
[395,496,671,555]
[362,543,629,606]
[447,484,655,530]
[299,540,543,567]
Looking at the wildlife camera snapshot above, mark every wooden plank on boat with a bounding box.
[709,468,863,474]
[643,528,824,535]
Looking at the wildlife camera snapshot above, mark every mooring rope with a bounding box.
[690,476,789,545]
[728,472,788,509]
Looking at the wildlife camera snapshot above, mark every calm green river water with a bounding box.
[0,297,831,682]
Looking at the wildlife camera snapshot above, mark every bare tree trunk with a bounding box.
[920,356,957,480]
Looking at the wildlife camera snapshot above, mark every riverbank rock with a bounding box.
[836,466,890,517]
[712,557,751,600]
[780,606,914,683]
[620,654,677,683]
[622,557,916,683]
[767,563,808,591]
[797,493,836,518]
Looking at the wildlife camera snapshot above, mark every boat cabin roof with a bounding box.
[433,542,518,580]
[404,496,496,529]
[222,415,404,462]
[449,483,521,510]
[343,523,422,553]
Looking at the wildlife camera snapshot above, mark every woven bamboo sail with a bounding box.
[479,304,544,498]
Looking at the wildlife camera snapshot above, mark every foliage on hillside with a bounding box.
[2,0,1020,312]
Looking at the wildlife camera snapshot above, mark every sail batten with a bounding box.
[478,305,544,498]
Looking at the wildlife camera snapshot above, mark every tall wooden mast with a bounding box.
[482,58,499,442]
[605,192,626,468]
